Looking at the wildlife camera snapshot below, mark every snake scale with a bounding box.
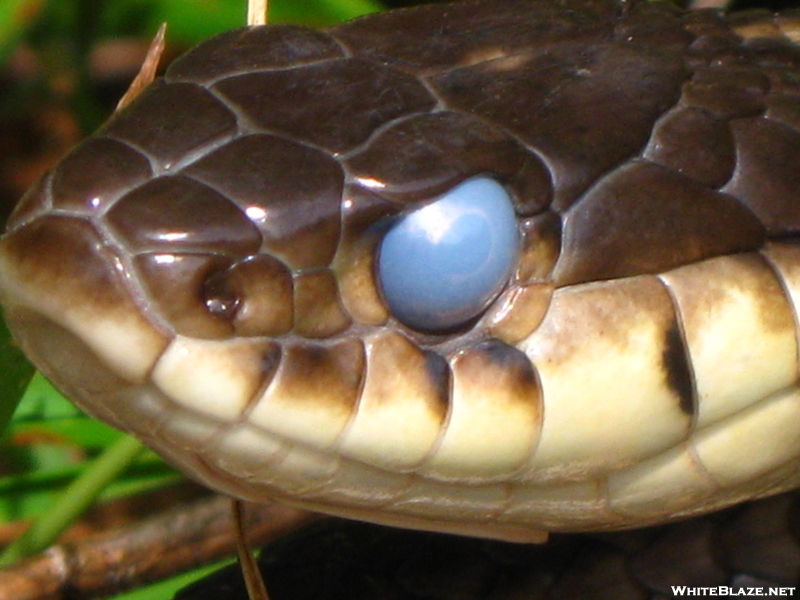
[3,0,800,591]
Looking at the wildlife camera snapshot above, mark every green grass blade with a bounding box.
[0,314,35,437]
[0,434,144,566]
[115,559,235,600]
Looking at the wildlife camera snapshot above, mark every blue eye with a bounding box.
[378,176,519,331]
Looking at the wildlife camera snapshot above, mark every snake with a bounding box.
[2,0,800,564]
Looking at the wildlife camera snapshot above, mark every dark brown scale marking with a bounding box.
[255,343,283,404]
[337,184,403,246]
[183,134,344,270]
[165,26,346,85]
[554,161,766,286]
[328,0,619,74]
[50,138,153,213]
[749,42,800,90]
[681,66,769,119]
[431,43,687,210]
[683,13,742,53]
[213,59,436,154]
[722,118,800,235]
[275,340,365,416]
[344,111,553,212]
[681,6,731,36]
[661,318,696,417]
[685,36,747,71]
[106,176,262,256]
[643,106,735,188]
[471,339,538,391]
[423,350,452,413]
[612,1,691,48]
[767,95,800,130]
[102,81,237,167]
[456,339,542,409]
[1,217,131,309]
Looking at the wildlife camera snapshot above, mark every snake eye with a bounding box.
[377,176,519,332]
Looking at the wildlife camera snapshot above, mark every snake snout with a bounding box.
[0,213,168,386]
[0,159,365,468]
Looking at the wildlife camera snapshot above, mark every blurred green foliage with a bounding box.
[0,0,383,63]
[0,0,383,133]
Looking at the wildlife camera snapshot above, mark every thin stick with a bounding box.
[248,0,268,26]
[233,500,270,600]
[0,496,318,600]
[115,22,167,112]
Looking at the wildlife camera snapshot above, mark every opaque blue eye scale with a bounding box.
[377,177,519,331]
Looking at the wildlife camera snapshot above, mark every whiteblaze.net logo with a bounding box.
[671,587,796,596]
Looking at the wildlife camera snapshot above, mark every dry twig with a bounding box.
[0,496,318,600]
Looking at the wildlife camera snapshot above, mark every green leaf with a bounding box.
[98,0,385,48]
[114,559,235,600]
[11,372,81,422]
[0,311,35,438]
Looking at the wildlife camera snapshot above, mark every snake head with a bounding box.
[0,22,559,533]
[4,1,800,541]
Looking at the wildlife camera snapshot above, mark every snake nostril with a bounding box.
[204,292,240,318]
[202,271,241,320]
[200,255,294,337]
